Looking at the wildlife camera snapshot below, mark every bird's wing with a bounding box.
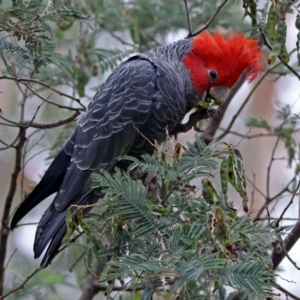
[51,58,156,212]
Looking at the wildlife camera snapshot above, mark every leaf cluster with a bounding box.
[0,0,87,71]
[64,138,282,299]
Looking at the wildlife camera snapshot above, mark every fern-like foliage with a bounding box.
[63,137,283,299]
[0,0,87,70]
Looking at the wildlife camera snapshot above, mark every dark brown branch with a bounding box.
[272,219,300,269]
[0,127,27,295]
[23,111,79,129]
[191,0,228,37]
[0,112,79,130]
[79,263,103,300]
[276,283,300,300]
[0,75,29,295]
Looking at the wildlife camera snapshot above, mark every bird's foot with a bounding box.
[171,107,220,135]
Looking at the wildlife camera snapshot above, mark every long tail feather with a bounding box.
[10,148,71,229]
[34,189,97,266]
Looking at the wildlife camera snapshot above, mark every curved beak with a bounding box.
[205,87,229,105]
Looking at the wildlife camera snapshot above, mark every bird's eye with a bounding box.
[208,70,218,81]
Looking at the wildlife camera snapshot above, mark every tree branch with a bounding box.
[79,263,103,300]
[0,76,86,110]
[23,111,79,129]
[272,219,300,270]
[0,127,27,295]
[23,83,82,112]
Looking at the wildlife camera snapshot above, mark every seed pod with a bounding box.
[279,45,289,63]
[268,18,287,64]
[202,179,214,204]
[213,207,232,248]
[57,17,74,30]
[243,196,249,213]
[152,205,170,216]
[220,159,229,196]
[129,20,140,45]
[297,32,300,66]
[227,154,237,188]
[266,3,278,44]
[62,210,75,243]
[235,160,247,199]
[174,143,181,162]
[296,14,300,31]
[215,206,225,228]
[233,148,243,161]
[244,0,258,35]
[77,208,92,235]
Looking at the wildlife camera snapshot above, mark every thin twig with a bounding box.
[0,76,86,110]
[24,83,82,112]
[219,128,282,139]
[0,267,44,300]
[0,122,18,128]
[276,283,300,300]
[4,248,17,271]
[250,172,256,212]
[191,0,228,37]
[14,222,38,228]
[266,136,281,200]
[275,180,300,227]
[183,0,192,37]
[281,242,300,270]
[100,23,139,49]
[0,134,20,151]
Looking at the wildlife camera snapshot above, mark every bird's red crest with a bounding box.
[183,31,264,92]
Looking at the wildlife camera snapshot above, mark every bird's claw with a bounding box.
[171,107,220,135]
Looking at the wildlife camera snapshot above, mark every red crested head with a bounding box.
[183,31,264,92]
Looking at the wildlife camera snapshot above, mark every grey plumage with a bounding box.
[11,38,204,266]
